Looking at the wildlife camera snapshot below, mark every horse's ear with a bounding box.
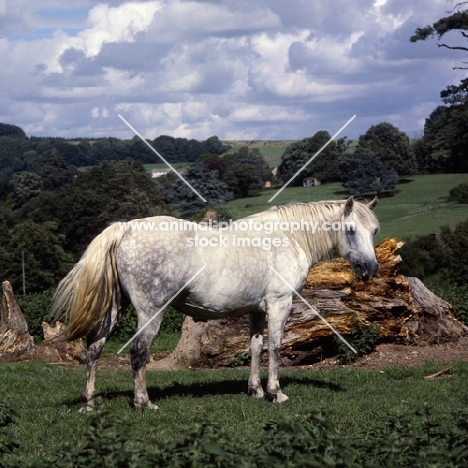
[367,196,378,211]
[344,196,354,216]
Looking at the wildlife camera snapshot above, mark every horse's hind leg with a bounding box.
[80,292,122,412]
[265,298,292,403]
[248,312,266,398]
[131,309,165,409]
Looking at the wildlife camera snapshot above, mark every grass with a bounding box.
[2,360,468,462]
[224,174,468,241]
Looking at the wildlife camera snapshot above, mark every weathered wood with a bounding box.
[153,238,467,369]
[39,321,86,363]
[0,281,35,362]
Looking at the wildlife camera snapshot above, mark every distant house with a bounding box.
[303,177,320,188]
[151,168,172,178]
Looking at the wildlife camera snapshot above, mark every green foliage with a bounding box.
[8,171,42,208]
[30,151,77,191]
[399,216,468,289]
[0,402,19,465]
[111,306,183,341]
[167,164,234,217]
[410,9,468,43]
[410,4,468,174]
[221,147,271,197]
[341,151,398,196]
[448,181,468,204]
[151,135,229,163]
[432,284,468,325]
[420,98,468,174]
[2,401,468,467]
[1,221,73,293]
[226,351,251,367]
[0,123,26,138]
[352,122,417,175]
[334,319,380,364]
[23,160,171,257]
[16,290,54,342]
[279,130,341,185]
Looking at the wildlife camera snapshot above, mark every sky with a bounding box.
[0,0,466,141]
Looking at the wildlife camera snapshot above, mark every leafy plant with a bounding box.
[3,400,468,467]
[334,319,380,364]
[16,290,54,343]
[227,351,251,367]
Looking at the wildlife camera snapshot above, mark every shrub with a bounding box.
[448,181,468,204]
[16,290,54,343]
[334,319,380,364]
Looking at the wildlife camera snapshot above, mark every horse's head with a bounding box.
[339,196,379,281]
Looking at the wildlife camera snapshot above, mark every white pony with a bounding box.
[52,197,379,411]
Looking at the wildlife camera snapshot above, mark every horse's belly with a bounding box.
[173,301,257,320]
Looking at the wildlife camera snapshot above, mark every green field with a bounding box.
[222,140,294,168]
[225,174,468,241]
[2,360,468,464]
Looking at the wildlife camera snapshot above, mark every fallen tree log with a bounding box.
[153,238,468,369]
[0,281,35,362]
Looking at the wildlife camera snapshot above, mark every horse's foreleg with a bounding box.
[266,301,291,403]
[248,312,266,398]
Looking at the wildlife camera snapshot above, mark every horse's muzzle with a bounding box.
[360,261,379,281]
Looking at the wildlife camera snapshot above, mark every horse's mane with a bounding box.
[273,200,378,264]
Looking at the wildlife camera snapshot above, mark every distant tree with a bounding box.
[4,220,73,293]
[222,147,271,197]
[355,123,417,175]
[418,82,468,173]
[342,151,398,197]
[8,171,42,209]
[21,160,170,258]
[31,151,77,191]
[448,181,468,203]
[151,135,229,164]
[410,4,468,174]
[278,131,341,186]
[167,164,234,217]
[410,4,468,70]
[197,153,227,178]
[0,123,26,138]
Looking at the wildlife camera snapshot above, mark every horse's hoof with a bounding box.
[248,387,265,399]
[79,404,94,413]
[266,391,289,403]
[274,392,289,403]
[134,401,159,410]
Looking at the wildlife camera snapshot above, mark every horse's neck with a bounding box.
[277,202,343,266]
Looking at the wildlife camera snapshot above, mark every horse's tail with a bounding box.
[50,223,127,342]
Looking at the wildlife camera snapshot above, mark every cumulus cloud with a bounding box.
[0,0,465,139]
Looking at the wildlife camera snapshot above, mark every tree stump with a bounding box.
[39,321,86,364]
[0,281,35,362]
[153,238,468,369]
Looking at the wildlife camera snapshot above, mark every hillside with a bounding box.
[224,174,468,241]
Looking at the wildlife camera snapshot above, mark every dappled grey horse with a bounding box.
[52,196,379,411]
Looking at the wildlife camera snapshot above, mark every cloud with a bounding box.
[0,0,465,140]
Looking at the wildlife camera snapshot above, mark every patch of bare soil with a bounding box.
[83,339,468,372]
[310,337,468,371]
